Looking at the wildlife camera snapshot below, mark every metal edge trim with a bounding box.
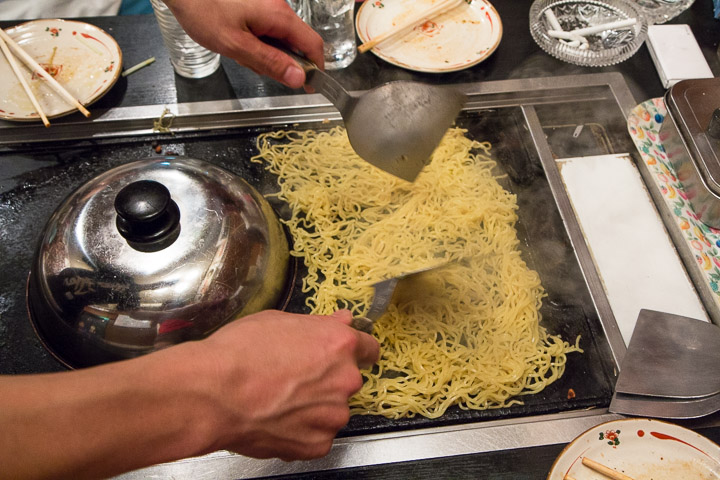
[0,73,636,147]
[115,410,622,479]
[521,105,627,370]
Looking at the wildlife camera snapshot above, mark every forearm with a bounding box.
[0,310,379,478]
[0,342,219,480]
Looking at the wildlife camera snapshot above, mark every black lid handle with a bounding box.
[115,180,181,252]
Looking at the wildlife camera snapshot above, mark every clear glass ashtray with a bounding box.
[634,0,695,25]
[530,0,648,67]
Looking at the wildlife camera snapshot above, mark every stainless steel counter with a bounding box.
[4,73,645,478]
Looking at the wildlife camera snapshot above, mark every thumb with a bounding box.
[329,310,379,368]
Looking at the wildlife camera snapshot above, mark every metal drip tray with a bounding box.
[0,73,659,477]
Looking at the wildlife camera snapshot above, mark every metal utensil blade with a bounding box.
[609,391,720,419]
[279,41,466,182]
[347,82,467,182]
[350,263,448,334]
[614,309,720,400]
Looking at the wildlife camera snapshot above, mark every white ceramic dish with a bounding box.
[355,0,502,73]
[0,19,122,122]
[547,418,720,479]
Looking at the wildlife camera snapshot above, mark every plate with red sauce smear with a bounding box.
[0,19,122,122]
[355,0,502,73]
[547,418,720,480]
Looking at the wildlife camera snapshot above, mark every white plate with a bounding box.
[0,19,122,122]
[355,0,502,73]
[548,418,720,480]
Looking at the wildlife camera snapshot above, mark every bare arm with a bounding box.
[163,0,325,88]
[0,309,379,480]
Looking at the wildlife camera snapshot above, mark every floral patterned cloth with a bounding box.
[628,98,720,309]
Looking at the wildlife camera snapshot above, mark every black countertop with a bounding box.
[8,0,714,113]
[1,2,720,479]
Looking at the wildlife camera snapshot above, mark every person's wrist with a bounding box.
[141,340,228,458]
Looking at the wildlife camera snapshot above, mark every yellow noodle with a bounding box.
[251,126,582,419]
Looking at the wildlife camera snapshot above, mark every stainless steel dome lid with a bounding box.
[27,157,290,368]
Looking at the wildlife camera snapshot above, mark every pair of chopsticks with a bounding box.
[564,457,635,480]
[0,27,90,127]
[358,0,464,53]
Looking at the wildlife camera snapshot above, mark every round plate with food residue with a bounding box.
[355,0,502,73]
[547,418,720,480]
[0,19,122,122]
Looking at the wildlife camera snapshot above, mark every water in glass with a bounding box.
[150,0,221,78]
[309,0,357,70]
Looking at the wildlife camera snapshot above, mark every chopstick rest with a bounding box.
[0,27,91,117]
[0,35,50,127]
[358,0,464,53]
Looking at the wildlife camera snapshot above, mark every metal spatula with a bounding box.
[613,309,720,400]
[350,262,449,334]
[610,391,720,419]
[279,47,466,182]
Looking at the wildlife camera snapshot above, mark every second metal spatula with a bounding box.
[614,309,720,399]
[282,48,466,182]
[350,262,449,333]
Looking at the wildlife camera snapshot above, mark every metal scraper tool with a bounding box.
[609,391,720,419]
[613,309,720,400]
[350,263,448,334]
[279,46,466,182]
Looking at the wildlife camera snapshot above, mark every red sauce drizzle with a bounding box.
[650,431,710,457]
[81,32,104,46]
[637,430,645,437]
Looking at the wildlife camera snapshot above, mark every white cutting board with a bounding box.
[558,153,708,345]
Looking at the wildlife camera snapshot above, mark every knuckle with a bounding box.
[328,405,351,430]
[334,328,360,353]
[305,439,334,459]
[346,370,364,394]
[286,435,334,460]
[269,0,293,12]
[262,48,294,78]
[313,404,351,434]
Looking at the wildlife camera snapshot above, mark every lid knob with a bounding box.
[708,108,720,140]
[115,180,181,252]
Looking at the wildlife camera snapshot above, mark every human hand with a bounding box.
[0,309,377,480]
[195,309,379,460]
[163,0,324,88]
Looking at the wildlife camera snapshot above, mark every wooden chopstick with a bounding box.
[582,457,635,480]
[358,0,463,53]
[0,27,91,117]
[0,34,50,127]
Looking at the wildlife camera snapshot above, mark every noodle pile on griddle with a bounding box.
[251,126,581,419]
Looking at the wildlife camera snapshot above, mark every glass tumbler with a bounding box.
[308,0,357,70]
[287,0,311,22]
[149,0,221,78]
